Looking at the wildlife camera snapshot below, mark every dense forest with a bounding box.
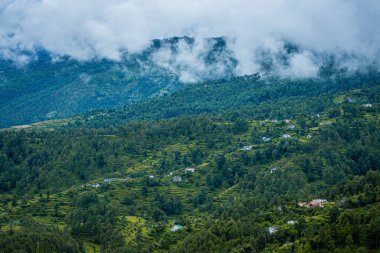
[71,66,380,128]
[0,71,379,252]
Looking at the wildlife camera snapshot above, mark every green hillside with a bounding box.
[71,69,380,128]
[0,37,235,128]
[0,76,379,252]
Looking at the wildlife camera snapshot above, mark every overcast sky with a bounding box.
[0,0,379,77]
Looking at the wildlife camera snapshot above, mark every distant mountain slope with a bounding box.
[71,69,380,128]
[0,37,236,128]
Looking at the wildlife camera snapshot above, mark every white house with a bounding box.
[270,168,277,174]
[173,176,182,182]
[241,145,252,151]
[287,125,295,129]
[170,225,184,232]
[262,137,271,142]
[184,167,195,173]
[282,134,291,138]
[268,226,278,234]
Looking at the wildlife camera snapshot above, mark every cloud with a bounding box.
[0,0,379,78]
[285,52,319,78]
[150,37,236,83]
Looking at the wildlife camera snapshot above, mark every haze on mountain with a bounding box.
[1,0,379,75]
[0,0,379,128]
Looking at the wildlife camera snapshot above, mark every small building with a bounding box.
[184,167,195,173]
[287,220,296,225]
[268,226,278,234]
[347,98,354,103]
[149,175,155,179]
[262,137,271,142]
[287,125,295,129]
[270,168,277,174]
[282,134,291,139]
[307,134,312,139]
[363,103,373,108]
[284,119,291,124]
[173,176,182,182]
[241,145,252,151]
[12,124,32,129]
[271,119,279,123]
[104,178,126,183]
[170,225,184,232]
[298,199,327,208]
[92,183,100,188]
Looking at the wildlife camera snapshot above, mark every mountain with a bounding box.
[68,68,379,128]
[0,69,379,252]
[0,37,237,128]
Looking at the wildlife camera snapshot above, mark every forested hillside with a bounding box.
[72,68,380,128]
[0,75,379,252]
[0,37,236,128]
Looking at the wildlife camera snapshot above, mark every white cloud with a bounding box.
[285,52,318,78]
[0,0,379,78]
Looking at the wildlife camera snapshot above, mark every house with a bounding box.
[271,119,279,123]
[268,226,278,234]
[298,199,327,208]
[170,225,184,232]
[307,134,312,139]
[347,98,354,103]
[262,137,271,142]
[12,124,32,129]
[363,103,373,108]
[287,220,296,225]
[282,134,291,138]
[284,119,291,124]
[287,125,295,129]
[172,176,182,182]
[241,145,252,151]
[104,178,126,183]
[92,183,100,188]
[184,167,195,173]
[149,175,155,179]
[270,168,277,174]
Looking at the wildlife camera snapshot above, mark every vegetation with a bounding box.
[0,70,379,252]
